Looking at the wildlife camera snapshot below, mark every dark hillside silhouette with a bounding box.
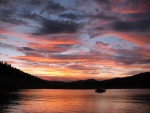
[0,61,47,89]
[100,72,150,88]
[0,61,150,89]
[46,72,150,89]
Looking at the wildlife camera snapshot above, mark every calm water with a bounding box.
[0,89,150,113]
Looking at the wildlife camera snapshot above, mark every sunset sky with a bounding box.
[0,0,150,81]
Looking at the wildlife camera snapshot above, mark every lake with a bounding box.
[0,89,150,113]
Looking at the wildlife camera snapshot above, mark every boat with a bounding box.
[95,87,106,93]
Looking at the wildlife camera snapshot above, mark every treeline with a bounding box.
[0,61,150,89]
[100,72,150,88]
[0,61,47,89]
[46,71,150,89]
[0,61,32,78]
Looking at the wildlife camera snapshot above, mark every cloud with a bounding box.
[128,13,150,20]
[95,0,110,10]
[67,64,100,71]
[111,19,150,32]
[109,32,150,46]
[0,0,150,81]
[110,0,150,13]
[0,0,10,4]
[13,51,111,64]
[60,12,118,21]
[28,0,42,5]
[41,0,66,13]
[94,41,109,49]
[20,13,44,21]
[0,34,7,40]
[21,47,35,51]
[30,43,76,53]
[33,19,80,35]
[92,13,118,21]
[25,34,80,53]
[60,13,79,20]
[0,9,25,25]
[137,59,150,64]
[0,0,67,26]
[0,42,16,49]
[113,47,150,65]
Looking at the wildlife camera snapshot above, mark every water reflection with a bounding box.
[0,90,21,113]
[0,89,150,113]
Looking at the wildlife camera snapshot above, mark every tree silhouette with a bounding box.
[0,61,47,89]
[0,61,149,89]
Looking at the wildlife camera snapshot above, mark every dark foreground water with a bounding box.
[0,89,150,113]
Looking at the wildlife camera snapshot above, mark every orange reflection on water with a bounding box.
[9,89,150,113]
[19,90,97,113]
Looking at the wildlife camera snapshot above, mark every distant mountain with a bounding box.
[0,61,149,89]
[46,72,150,89]
[100,72,150,88]
[0,61,47,89]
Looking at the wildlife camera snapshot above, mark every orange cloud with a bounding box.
[110,0,150,13]
[115,32,150,46]
[100,30,150,46]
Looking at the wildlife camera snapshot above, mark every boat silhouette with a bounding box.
[95,88,106,93]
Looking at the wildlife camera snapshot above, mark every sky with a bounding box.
[0,0,150,81]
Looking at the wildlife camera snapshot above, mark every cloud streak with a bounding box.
[33,19,80,35]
